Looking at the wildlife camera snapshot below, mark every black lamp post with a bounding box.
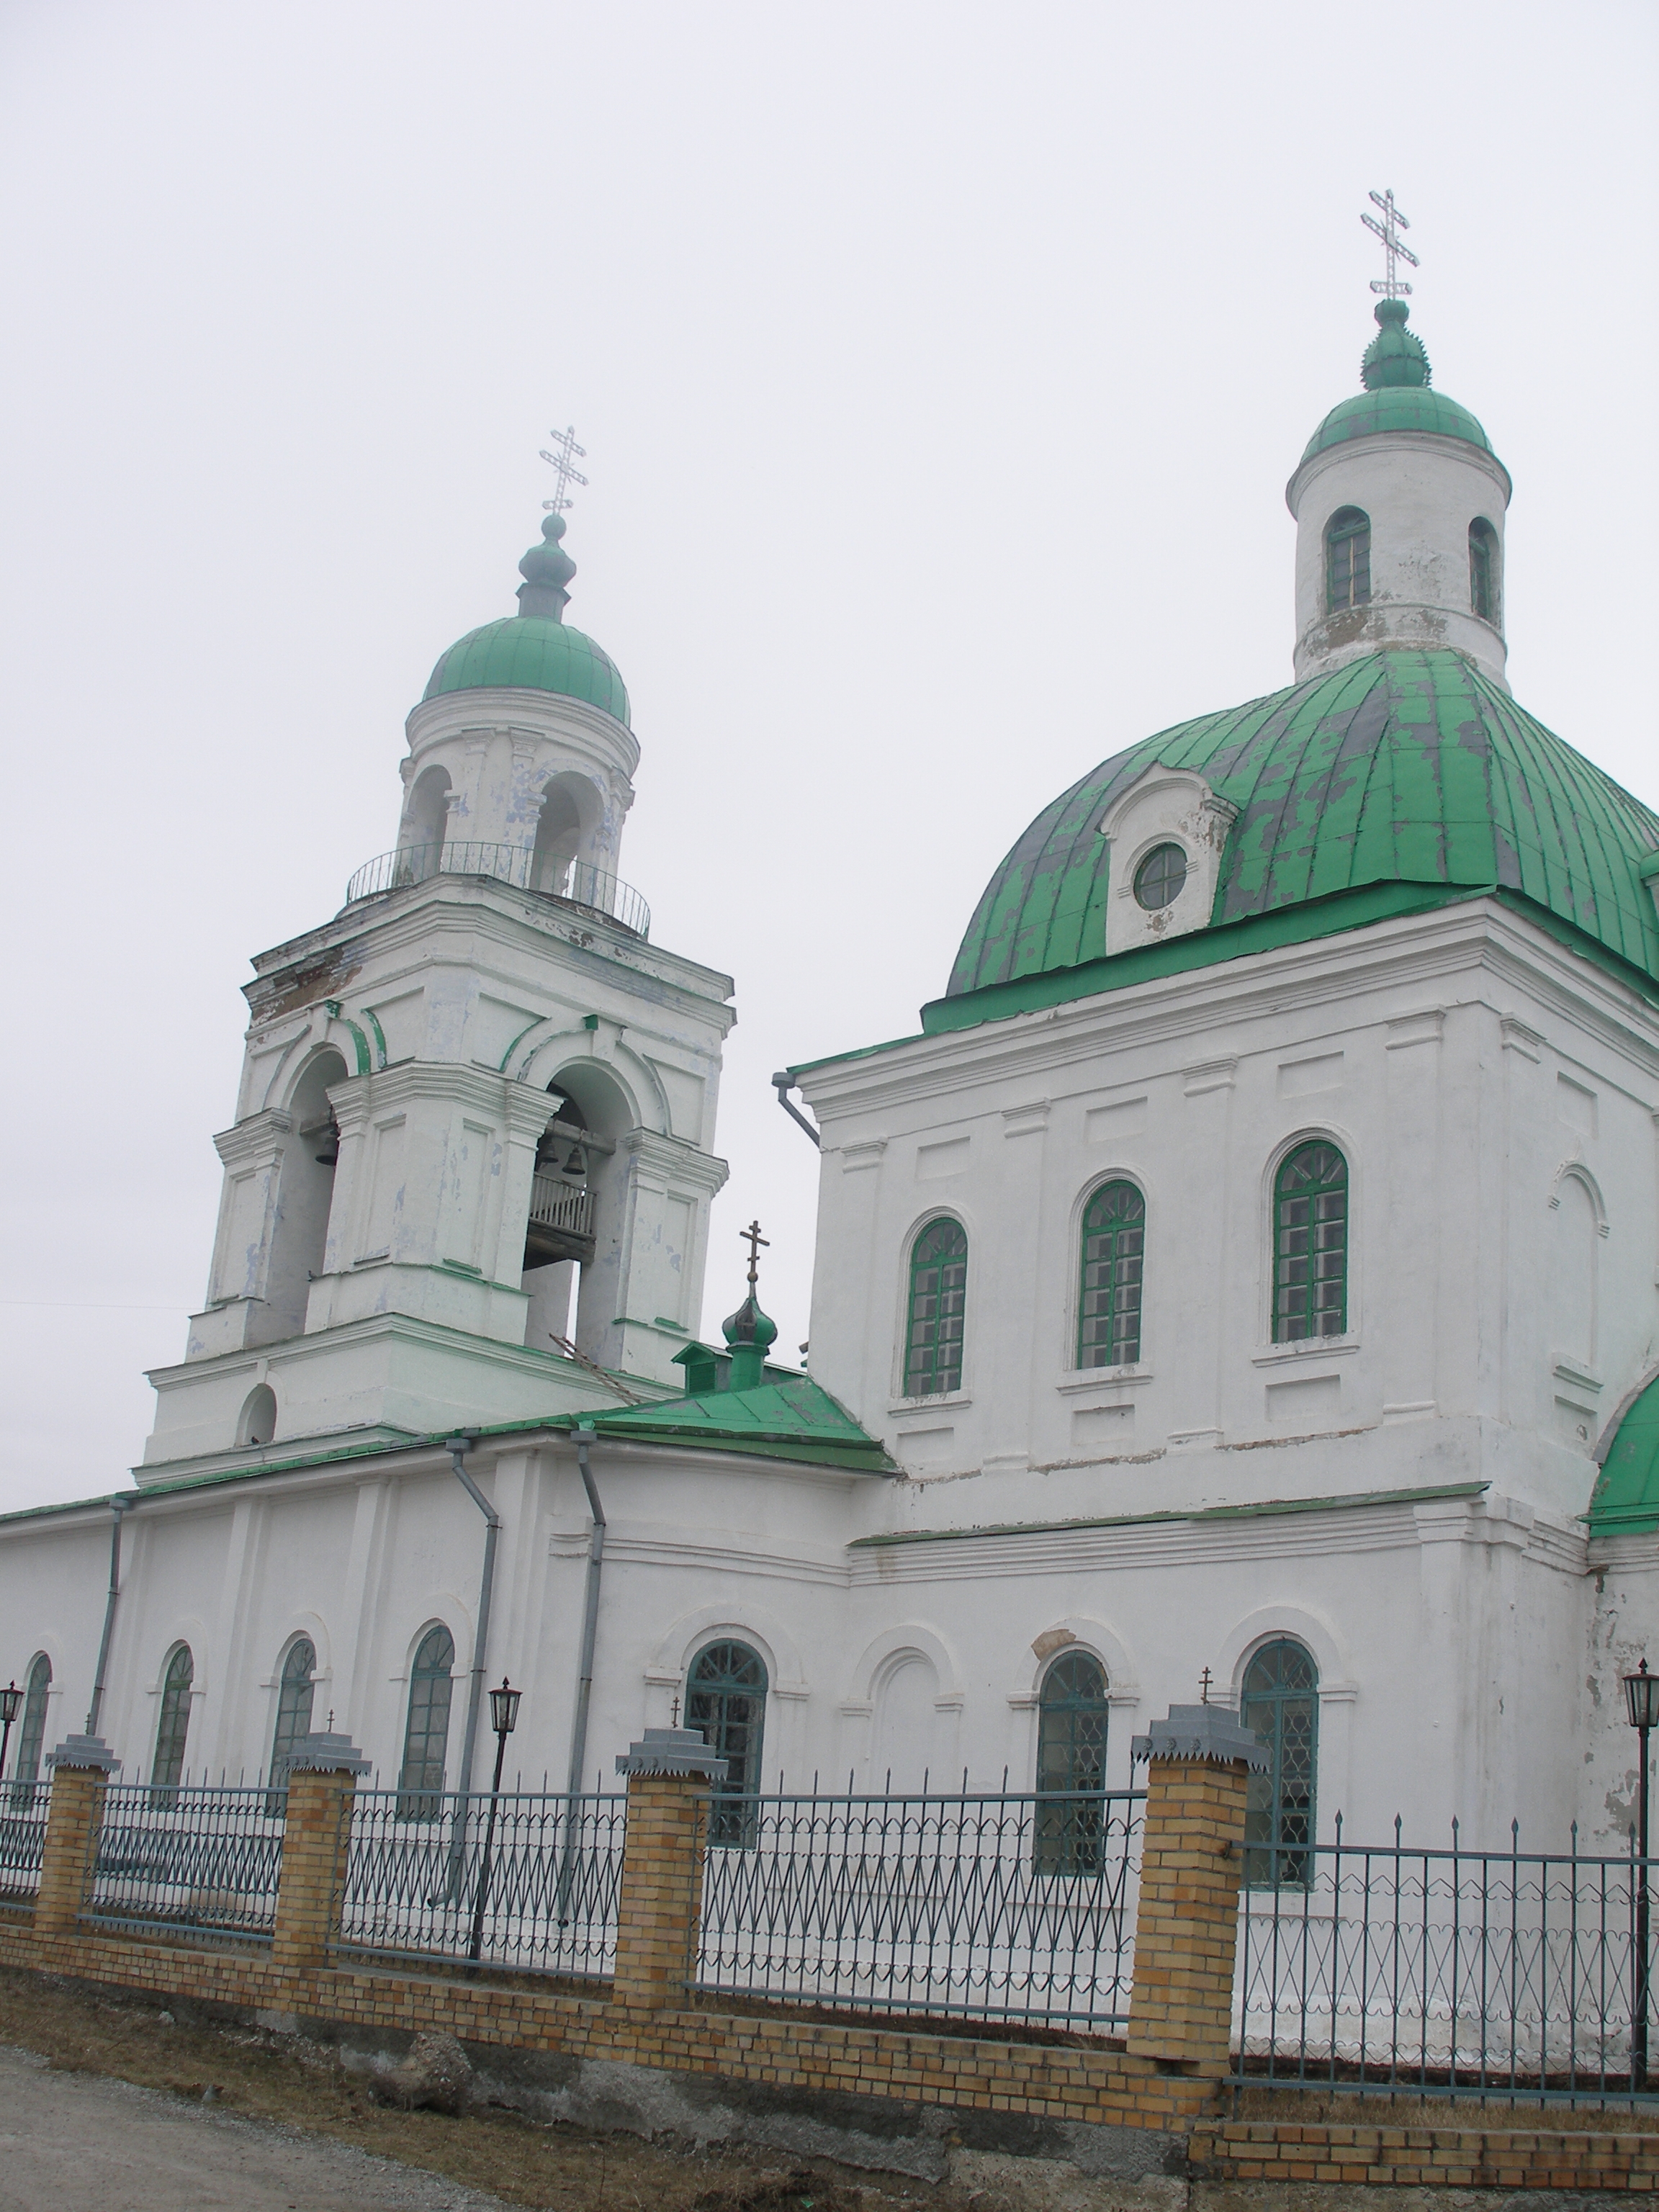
[467,1678,521,1965]
[0,1682,21,1785]
[1622,1658,1659,2087]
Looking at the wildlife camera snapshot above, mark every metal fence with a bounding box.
[1234,1818,1659,2110]
[696,1786,1145,2031]
[0,1781,48,1905]
[335,1788,626,1978]
[343,841,650,936]
[85,1781,284,1943]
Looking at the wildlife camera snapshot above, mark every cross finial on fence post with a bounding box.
[1199,1666,1212,1704]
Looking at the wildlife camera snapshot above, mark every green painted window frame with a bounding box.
[14,1653,50,1804]
[904,1217,968,1398]
[687,1639,768,1847]
[1034,1650,1110,1875]
[397,1624,456,1821]
[1078,1181,1146,1369]
[150,1642,194,1809]
[1241,1639,1319,1887]
[1469,516,1498,623]
[1272,1141,1348,1342]
[1133,842,1187,911]
[1325,506,1372,611]
[266,1636,317,1814]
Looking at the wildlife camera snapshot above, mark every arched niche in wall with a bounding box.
[1550,1169,1601,1373]
[236,1382,277,1447]
[871,1650,939,1793]
[253,1048,348,1346]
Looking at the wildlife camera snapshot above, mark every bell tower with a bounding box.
[140,508,734,1478]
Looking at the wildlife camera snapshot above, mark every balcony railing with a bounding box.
[345,842,649,938]
[529,1176,595,1239]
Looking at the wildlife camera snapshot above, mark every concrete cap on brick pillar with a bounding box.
[44,1733,120,1772]
[285,1731,371,1773]
[616,1727,729,1779]
[1131,1704,1270,1769]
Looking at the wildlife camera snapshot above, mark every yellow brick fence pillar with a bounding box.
[1126,1704,1269,2077]
[36,1733,121,1936]
[271,1730,369,1979]
[611,1727,729,2015]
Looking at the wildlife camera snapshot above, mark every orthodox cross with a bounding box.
[1362,189,1419,299]
[1198,1667,1212,1706]
[740,1218,770,1287]
[670,1692,682,1727]
[539,424,589,513]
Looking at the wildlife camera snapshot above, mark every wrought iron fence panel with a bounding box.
[1235,1819,1659,2108]
[86,1781,282,1941]
[0,1779,48,1902]
[696,1788,1143,2029]
[336,1789,625,1977]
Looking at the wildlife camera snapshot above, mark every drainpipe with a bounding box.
[86,1496,132,1737]
[556,1421,605,1922]
[446,1434,500,1800]
[565,1421,606,1799]
[771,1071,820,1148]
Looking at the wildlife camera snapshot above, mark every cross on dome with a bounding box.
[740,1218,770,1288]
[1362,189,1419,300]
[539,424,589,514]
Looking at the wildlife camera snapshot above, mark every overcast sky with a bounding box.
[1,1,1655,1513]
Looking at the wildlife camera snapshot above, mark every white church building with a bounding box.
[5,286,1659,1875]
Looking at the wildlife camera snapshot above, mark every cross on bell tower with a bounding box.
[1362,189,1419,299]
[539,424,589,514]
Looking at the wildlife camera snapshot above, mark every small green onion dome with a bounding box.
[1300,299,1499,469]
[947,649,1659,1002]
[420,514,631,727]
[722,1290,779,1354]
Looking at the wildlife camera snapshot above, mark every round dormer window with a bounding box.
[1133,842,1187,910]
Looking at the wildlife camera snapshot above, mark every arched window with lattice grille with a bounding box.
[1241,1639,1319,1887]
[904,1218,968,1397]
[1272,1142,1348,1341]
[1078,1182,1145,1368]
[1034,1650,1110,1874]
[151,1644,194,1808]
[397,1625,455,1820]
[1325,507,1371,611]
[687,1640,768,1846]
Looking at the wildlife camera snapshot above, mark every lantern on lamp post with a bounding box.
[467,1678,521,1965]
[1622,1658,1659,2086]
[0,1682,21,1784]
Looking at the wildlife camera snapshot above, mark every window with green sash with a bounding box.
[1078,1181,1145,1368]
[1325,507,1371,611]
[1241,1639,1318,1886]
[397,1624,455,1821]
[1469,516,1498,622]
[1272,1142,1348,1341]
[14,1653,50,1804]
[904,1218,968,1397]
[1034,1650,1110,1874]
[266,1637,317,1813]
[150,1643,194,1809]
[687,1640,768,1847]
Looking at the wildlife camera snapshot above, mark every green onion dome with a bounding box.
[1298,298,1502,476]
[420,514,631,727]
[945,649,1659,1005]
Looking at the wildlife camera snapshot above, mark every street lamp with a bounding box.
[467,1678,521,1964]
[0,1683,21,1784]
[1622,1658,1658,2087]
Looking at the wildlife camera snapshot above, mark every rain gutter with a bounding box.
[86,1495,132,1736]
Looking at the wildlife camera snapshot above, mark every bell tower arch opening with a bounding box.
[400,765,451,877]
[521,1064,632,1365]
[254,1047,347,1346]
[530,771,602,899]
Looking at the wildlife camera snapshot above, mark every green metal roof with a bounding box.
[423,616,631,727]
[1300,386,1497,467]
[943,650,1659,1019]
[1589,1377,1659,1536]
[585,1375,895,1475]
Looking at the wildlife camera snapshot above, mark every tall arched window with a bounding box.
[1241,1640,1318,1887]
[151,1644,194,1808]
[1469,517,1499,623]
[1325,507,1371,611]
[686,1640,767,1846]
[1034,1650,1110,1874]
[1272,1142,1348,1341]
[397,1625,455,1821]
[266,1637,317,1810]
[1079,1182,1145,1368]
[904,1218,968,1397]
[14,1653,50,1803]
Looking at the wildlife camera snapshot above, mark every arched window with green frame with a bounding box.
[686,1639,768,1846]
[1033,1649,1110,1874]
[266,1636,317,1812]
[397,1624,455,1821]
[1272,1141,1348,1342]
[1325,506,1371,611]
[1241,1639,1318,1886]
[1078,1181,1145,1368]
[13,1653,50,1805]
[904,1217,968,1398]
[150,1643,194,1809]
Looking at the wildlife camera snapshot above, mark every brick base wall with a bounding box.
[1189,2116,1659,2193]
